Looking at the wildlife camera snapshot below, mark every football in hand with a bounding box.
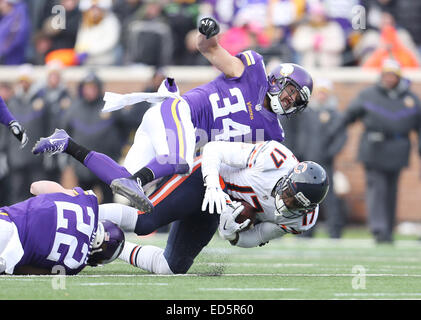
[234,200,257,229]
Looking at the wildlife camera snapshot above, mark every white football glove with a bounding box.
[218,201,251,241]
[201,174,230,214]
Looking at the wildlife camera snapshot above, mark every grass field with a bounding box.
[2,227,421,302]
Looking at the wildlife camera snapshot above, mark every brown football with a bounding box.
[234,200,258,228]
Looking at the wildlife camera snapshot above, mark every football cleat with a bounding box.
[32,129,70,155]
[110,177,154,213]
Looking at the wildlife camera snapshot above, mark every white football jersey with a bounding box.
[218,140,319,235]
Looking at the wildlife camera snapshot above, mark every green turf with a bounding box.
[2,229,421,300]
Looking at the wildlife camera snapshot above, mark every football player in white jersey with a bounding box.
[201,140,329,247]
[33,131,328,274]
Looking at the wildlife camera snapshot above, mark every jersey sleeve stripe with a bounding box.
[280,224,301,234]
[243,52,252,66]
[244,50,256,65]
[170,98,185,159]
[225,182,254,193]
[247,143,262,168]
[0,212,8,216]
[247,141,268,168]
[241,50,256,66]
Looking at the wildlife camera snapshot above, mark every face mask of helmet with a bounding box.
[267,77,309,116]
[266,64,312,116]
[271,176,317,219]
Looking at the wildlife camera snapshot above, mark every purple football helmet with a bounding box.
[267,63,313,116]
[87,220,125,266]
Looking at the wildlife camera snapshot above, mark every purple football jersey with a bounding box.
[2,187,98,275]
[182,50,285,144]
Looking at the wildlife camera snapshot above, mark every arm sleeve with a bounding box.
[0,97,15,126]
[201,141,256,180]
[98,203,138,232]
[234,222,287,248]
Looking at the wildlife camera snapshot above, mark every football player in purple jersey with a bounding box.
[32,127,328,275]
[0,179,126,275]
[104,17,314,213]
[0,96,28,148]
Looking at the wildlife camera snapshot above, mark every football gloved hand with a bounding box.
[8,120,28,148]
[218,201,250,241]
[198,17,220,39]
[202,174,230,214]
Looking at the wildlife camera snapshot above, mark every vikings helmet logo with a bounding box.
[279,64,294,77]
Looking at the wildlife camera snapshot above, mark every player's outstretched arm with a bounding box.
[30,180,75,196]
[197,17,244,78]
[0,96,28,148]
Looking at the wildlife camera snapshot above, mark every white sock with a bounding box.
[98,203,138,232]
[119,241,173,275]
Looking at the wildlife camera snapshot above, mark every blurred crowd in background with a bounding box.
[0,0,421,241]
[0,0,420,69]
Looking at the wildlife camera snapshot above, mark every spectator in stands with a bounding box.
[327,59,421,243]
[112,0,142,24]
[23,0,53,33]
[198,0,241,32]
[0,0,31,65]
[29,31,53,65]
[112,0,142,62]
[356,11,419,68]
[291,1,346,67]
[218,21,271,57]
[393,0,421,57]
[164,1,199,65]
[0,82,15,206]
[60,71,127,203]
[321,0,359,36]
[39,62,73,181]
[263,0,306,63]
[123,1,173,66]
[296,78,347,238]
[42,0,82,51]
[6,65,49,203]
[75,0,121,65]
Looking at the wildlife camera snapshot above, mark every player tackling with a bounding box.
[33,130,328,274]
[103,17,313,213]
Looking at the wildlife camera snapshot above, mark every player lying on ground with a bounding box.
[0,96,28,148]
[33,129,328,274]
[0,179,132,275]
[102,17,313,214]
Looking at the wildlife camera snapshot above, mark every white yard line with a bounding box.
[334,293,421,297]
[4,273,421,278]
[198,288,299,291]
[78,282,168,286]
